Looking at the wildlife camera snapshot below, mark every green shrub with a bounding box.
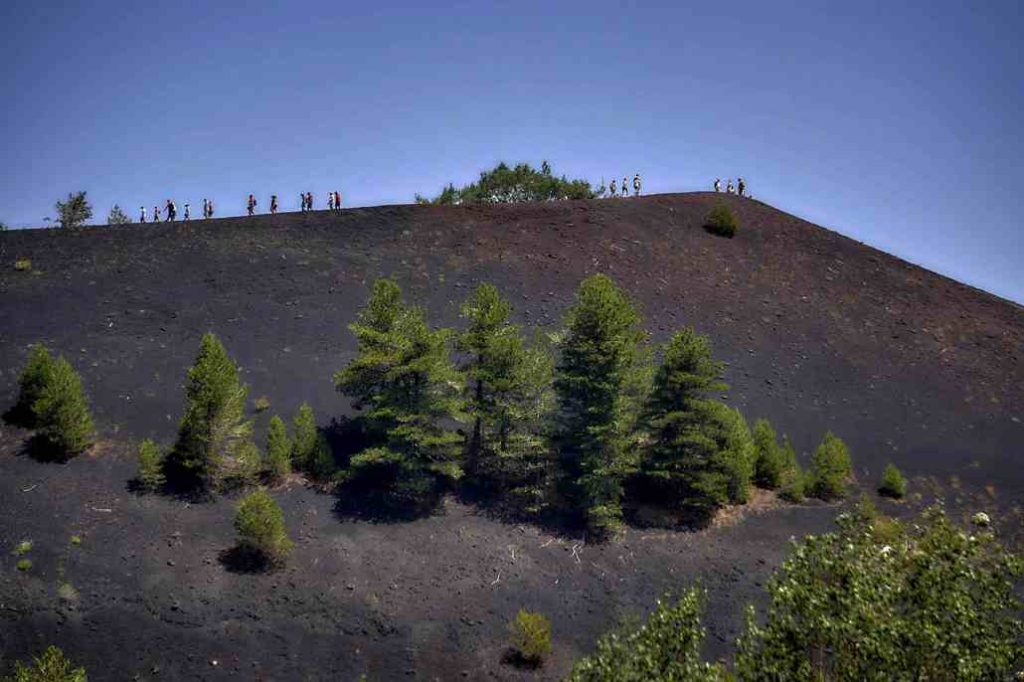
[777,436,805,502]
[291,402,318,467]
[15,258,32,272]
[420,160,600,205]
[55,191,92,229]
[807,431,852,500]
[719,406,755,504]
[508,609,552,666]
[736,504,1023,680]
[306,434,336,481]
[6,645,86,682]
[704,203,737,238]
[15,344,55,426]
[33,356,95,456]
[878,462,907,499]
[169,333,252,488]
[233,489,292,564]
[568,588,724,681]
[136,439,165,491]
[14,539,32,556]
[265,415,291,483]
[253,395,271,412]
[107,204,130,226]
[226,440,262,486]
[752,418,785,489]
[16,559,32,572]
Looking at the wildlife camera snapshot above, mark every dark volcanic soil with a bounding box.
[1,193,1022,679]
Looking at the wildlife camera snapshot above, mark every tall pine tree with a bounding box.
[169,333,253,489]
[458,283,554,513]
[553,274,647,537]
[334,279,464,509]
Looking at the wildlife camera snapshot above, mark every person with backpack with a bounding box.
[609,179,617,197]
[153,205,160,222]
[166,199,176,222]
[247,194,257,216]
[299,192,306,211]
[270,195,278,214]
[714,178,721,192]
[633,174,641,197]
[621,177,629,197]
[726,179,734,194]
[306,192,313,211]
[208,199,215,218]
[139,206,146,223]
[334,191,342,211]
[737,177,746,197]
[183,203,191,221]
[327,192,334,211]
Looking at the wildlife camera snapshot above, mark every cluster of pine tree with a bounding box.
[416,161,600,205]
[334,274,853,537]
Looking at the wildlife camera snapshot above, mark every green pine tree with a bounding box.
[777,435,805,502]
[136,439,166,491]
[291,402,318,467]
[807,431,853,500]
[334,279,464,508]
[554,274,648,537]
[457,284,554,512]
[752,418,786,489]
[33,355,95,457]
[169,333,252,489]
[265,415,291,483]
[15,343,55,427]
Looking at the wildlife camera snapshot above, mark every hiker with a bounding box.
[633,174,641,197]
[306,192,313,211]
[201,198,208,218]
[270,195,278,214]
[166,199,176,222]
[183,203,191,221]
[609,179,617,197]
[300,192,307,211]
[153,205,160,222]
[621,177,629,197]
[207,199,215,218]
[139,206,146,223]
[726,179,734,194]
[334,191,341,210]
[714,178,721,192]
[737,177,746,197]
[327,192,334,211]
[247,194,257,216]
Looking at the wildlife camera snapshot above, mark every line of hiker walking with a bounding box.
[607,173,642,198]
[714,177,747,197]
[137,192,342,223]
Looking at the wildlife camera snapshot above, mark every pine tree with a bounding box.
[808,431,853,500]
[169,333,252,488]
[334,279,464,508]
[554,274,647,537]
[752,418,786,489]
[640,328,739,514]
[778,436,805,502]
[55,191,92,228]
[291,402,318,467]
[33,356,95,457]
[265,415,291,483]
[15,343,55,427]
[107,204,130,225]
[457,284,554,511]
[234,489,293,565]
[136,439,165,491]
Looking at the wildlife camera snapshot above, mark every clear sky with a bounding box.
[2,1,1022,302]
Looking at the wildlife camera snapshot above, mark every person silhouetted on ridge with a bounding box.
[270,195,278,214]
[299,192,306,211]
[726,179,734,194]
[334,191,341,211]
[166,199,176,222]
[247,194,257,216]
[183,203,191,221]
[140,206,146,223]
[153,205,160,222]
[714,178,721,192]
[327,192,334,211]
[633,174,641,197]
[737,177,746,197]
[609,179,617,197]
[306,192,313,211]
[621,177,629,197]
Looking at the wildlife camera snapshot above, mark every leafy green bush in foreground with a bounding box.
[233,489,293,565]
[5,645,86,681]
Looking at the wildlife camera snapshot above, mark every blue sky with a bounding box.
[2,1,1022,302]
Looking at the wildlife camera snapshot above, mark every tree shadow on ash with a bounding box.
[14,434,81,464]
[218,546,277,574]
[500,649,544,671]
[621,477,717,531]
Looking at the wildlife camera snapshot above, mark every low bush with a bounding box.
[5,645,86,682]
[14,540,33,556]
[508,609,552,666]
[704,203,737,238]
[265,415,291,483]
[878,462,907,499]
[233,489,293,565]
[16,559,32,572]
[253,395,271,412]
[136,439,165,491]
[807,431,852,500]
[15,258,31,272]
[32,356,95,457]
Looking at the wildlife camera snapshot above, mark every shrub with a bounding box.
[776,436,805,502]
[306,434,336,481]
[169,333,252,488]
[719,406,755,504]
[55,191,92,229]
[15,344,55,426]
[107,204,130,226]
[136,439,165,491]
[554,274,648,538]
[6,645,86,682]
[736,503,1023,680]
[15,258,31,271]
[14,540,32,556]
[508,609,552,666]
[703,203,737,238]
[807,431,852,500]
[265,415,291,483]
[568,588,724,681]
[291,402,318,467]
[420,161,600,205]
[225,440,262,486]
[16,559,32,571]
[752,418,785,489]
[878,462,907,499]
[33,356,95,457]
[233,489,293,565]
[253,395,271,412]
